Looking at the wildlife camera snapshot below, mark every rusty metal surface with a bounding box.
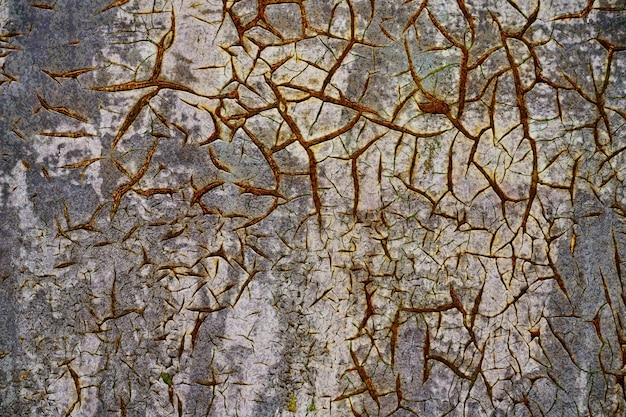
[1,1,626,416]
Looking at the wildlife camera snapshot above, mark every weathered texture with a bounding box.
[1,0,626,416]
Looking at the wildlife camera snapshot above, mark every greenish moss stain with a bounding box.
[161,372,173,386]
[424,137,441,173]
[287,395,297,412]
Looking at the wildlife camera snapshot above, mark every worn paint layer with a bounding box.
[1,1,626,416]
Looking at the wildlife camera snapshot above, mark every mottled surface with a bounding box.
[1,0,626,416]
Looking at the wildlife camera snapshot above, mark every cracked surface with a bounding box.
[1,0,626,416]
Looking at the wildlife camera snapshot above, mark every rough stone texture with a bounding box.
[1,0,626,416]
